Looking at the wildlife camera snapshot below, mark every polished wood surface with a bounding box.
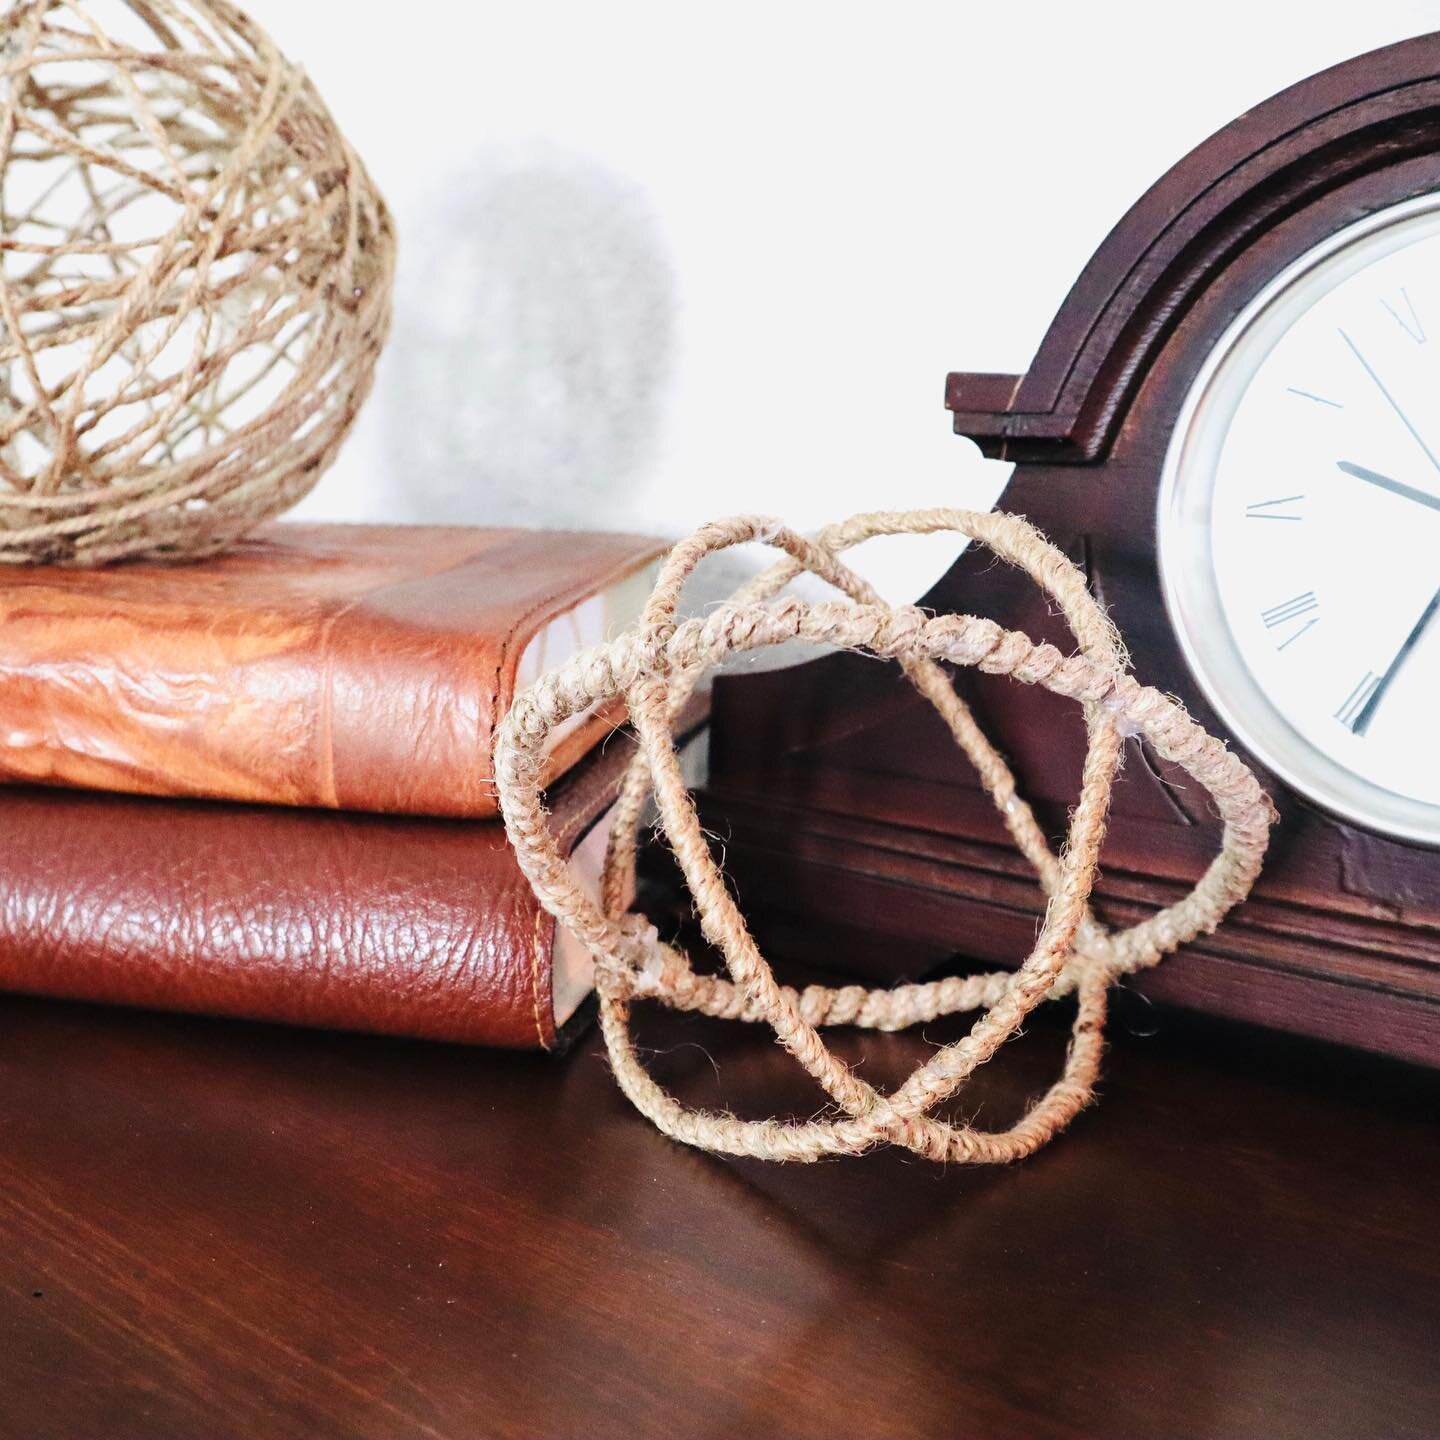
[2,991,1436,1439]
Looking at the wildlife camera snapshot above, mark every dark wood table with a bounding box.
[0,987,1436,1439]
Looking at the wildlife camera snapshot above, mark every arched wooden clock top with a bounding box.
[946,31,1440,462]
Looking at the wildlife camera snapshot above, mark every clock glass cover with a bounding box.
[1158,192,1440,845]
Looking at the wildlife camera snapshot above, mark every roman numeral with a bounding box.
[1276,619,1318,651]
[1381,288,1426,344]
[1286,387,1343,409]
[1246,495,1305,521]
[1335,672,1380,732]
[1261,591,1319,651]
[1261,592,1318,628]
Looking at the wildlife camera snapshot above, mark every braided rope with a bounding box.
[495,509,1276,1163]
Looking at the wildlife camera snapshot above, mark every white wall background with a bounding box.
[250,0,1440,602]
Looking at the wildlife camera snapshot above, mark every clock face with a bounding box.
[1158,192,1440,845]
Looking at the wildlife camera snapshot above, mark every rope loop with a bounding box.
[495,508,1276,1164]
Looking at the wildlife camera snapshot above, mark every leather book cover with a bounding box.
[0,736,635,1049]
[0,522,664,819]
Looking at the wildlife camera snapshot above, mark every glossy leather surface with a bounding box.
[0,743,626,1048]
[0,523,662,818]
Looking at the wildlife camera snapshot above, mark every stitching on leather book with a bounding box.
[313,593,366,811]
[530,903,551,1050]
[322,536,502,813]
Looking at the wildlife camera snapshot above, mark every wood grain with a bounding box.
[0,991,1435,1439]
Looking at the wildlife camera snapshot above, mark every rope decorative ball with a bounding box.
[0,0,394,564]
[495,508,1277,1164]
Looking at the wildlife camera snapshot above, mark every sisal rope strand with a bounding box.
[495,508,1275,1164]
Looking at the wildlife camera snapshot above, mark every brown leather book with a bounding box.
[0,522,664,819]
[0,741,632,1049]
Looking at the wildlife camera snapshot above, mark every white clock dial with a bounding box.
[1159,193,1440,845]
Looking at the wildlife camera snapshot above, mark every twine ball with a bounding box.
[0,0,395,565]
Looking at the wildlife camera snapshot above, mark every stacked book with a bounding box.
[0,524,669,1049]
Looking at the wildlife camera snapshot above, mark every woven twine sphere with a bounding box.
[0,0,395,564]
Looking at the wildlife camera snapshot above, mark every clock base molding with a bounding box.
[698,481,1440,1066]
[693,35,1440,1069]
[693,774,1440,1071]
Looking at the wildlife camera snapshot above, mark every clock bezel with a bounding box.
[1157,190,1440,848]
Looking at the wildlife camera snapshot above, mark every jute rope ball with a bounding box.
[496,508,1277,1164]
[0,0,394,564]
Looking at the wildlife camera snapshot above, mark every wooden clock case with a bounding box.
[696,35,1440,1066]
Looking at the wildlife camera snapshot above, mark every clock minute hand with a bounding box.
[1352,582,1440,736]
[1336,461,1440,515]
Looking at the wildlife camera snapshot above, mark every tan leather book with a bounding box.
[0,740,633,1049]
[0,522,665,818]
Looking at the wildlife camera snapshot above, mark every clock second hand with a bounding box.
[1339,328,1440,476]
[1351,582,1440,736]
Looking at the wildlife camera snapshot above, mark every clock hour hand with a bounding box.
[1351,582,1440,736]
[1336,460,1440,515]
